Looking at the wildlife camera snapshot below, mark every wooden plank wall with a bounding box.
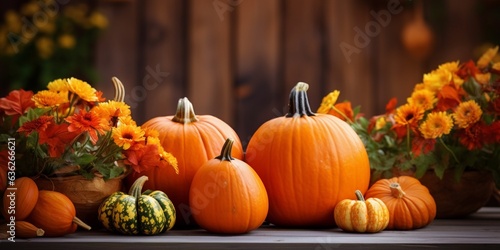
[94,0,483,146]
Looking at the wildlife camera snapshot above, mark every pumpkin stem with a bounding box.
[129,176,149,199]
[172,97,199,124]
[354,190,365,202]
[112,77,125,102]
[72,217,92,230]
[286,82,315,118]
[390,182,406,198]
[216,138,235,161]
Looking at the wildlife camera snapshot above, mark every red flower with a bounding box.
[65,109,105,144]
[456,60,481,79]
[38,123,79,157]
[435,83,463,111]
[385,97,398,114]
[124,144,161,173]
[17,115,53,135]
[411,136,436,157]
[457,122,490,150]
[0,89,35,116]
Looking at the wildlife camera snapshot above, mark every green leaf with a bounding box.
[75,154,97,166]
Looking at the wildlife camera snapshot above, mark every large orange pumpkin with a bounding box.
[365,176,437,230]
[126,97,243,227]
[189,138,268,234]
[245,82,370,227]
[27,190,91,237]
[2,177,39,220]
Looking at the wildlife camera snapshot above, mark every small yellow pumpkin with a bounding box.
[334,190,389,233]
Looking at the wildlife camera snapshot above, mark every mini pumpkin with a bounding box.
[334,190,389,233]
[98,176,176,235]
[27,190,91,237]
[365,176,437,230]
[189,138,268,234]
[2,177,39,220]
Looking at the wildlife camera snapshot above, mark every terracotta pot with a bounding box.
[33,174,127,228]
[418,170,494,219]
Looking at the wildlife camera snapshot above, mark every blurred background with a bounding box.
[1,0,500,145]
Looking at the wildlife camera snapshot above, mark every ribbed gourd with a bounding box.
[98,176,176,235]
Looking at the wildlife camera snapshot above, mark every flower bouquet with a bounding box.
[0,77,178,225]
[318,46,500,217]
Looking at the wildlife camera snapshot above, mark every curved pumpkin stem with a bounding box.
[112,77,126,102]
[390,182,406,198]
[172,97,199,124]
[216,138,235,161]
[73,217,92,230]
[286,82,315,118]
[129,176,149,198]
[354,190,365,202]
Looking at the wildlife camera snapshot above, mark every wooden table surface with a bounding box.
[2,207,500,250]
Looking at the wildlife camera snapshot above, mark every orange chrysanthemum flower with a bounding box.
[38,123,79,158]
[112,124,145,150]
[65,109,106,144]
[17,115,53,135]
[394,103,425,128]
[407,89,436,111]
[67,77,98,102]
[32,90,68,108]
[91,101,131,128]
[419,112,454,139]
[118,115,137,126]
[453,100,482,128]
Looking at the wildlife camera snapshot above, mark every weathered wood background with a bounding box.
[4,0,498,145]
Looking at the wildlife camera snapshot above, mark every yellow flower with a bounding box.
[118,115,137,126]
[32,90,68,108]
[407,89,436,111]
[160,151,179,174]
[47,78,70,92]
[375,117,387,130]
[394,103,425,127]
[58,34,76,49]
[438,61,460,73]
[5,10,21,33]
[35,37,54,59]
[423,68,452,93]
[453,100,483,128]
[88,11,108,29]
[317,90,340,114]
[112,124,145,150]
[92,101,132,128]
[493,62,500,71]
[475,73,491,85]
[21,1,40,16]
[477,46,498,68]
[67,77,98,102]
[413,83,426,92]
[419,112,453,139]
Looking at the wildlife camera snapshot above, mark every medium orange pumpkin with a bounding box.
[245,82,370,227]
[2,177,39,220]
[365,176,437,230]
[126,97,243,227]
[189,138,268,234]
[27,190,91,237]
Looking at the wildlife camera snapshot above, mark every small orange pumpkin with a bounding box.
[365,176,437,230]
[189,138,268,234]
[2,177,39,220]
[334,190,389,233]
[127,97,243,227]
[27,190,91,237]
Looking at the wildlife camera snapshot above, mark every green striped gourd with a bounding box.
[97,176,176,235]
